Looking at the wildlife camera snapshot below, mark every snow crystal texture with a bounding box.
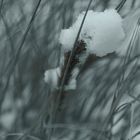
[59,9,125,57]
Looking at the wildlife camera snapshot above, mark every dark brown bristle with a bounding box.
[59,40,86,86]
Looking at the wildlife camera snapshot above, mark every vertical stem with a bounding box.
[46,0,95,139]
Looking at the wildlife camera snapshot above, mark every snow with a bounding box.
[59,9,125,57]
[44,67,61,89]
[44,67,79,90]
[45,9,126,89]
[59,29,77,52]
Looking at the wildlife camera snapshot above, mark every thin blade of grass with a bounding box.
[0,0,43,137]
[116,0,127,13]
[46,0,95,139]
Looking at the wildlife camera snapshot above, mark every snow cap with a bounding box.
[59,9,125,57]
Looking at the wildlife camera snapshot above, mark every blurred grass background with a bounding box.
[0,0,140,140]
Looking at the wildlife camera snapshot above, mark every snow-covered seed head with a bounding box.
[59,9,125,57]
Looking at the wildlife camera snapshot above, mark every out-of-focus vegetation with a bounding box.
[0,0,140,140]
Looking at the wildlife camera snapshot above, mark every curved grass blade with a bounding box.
[116,0,127,13]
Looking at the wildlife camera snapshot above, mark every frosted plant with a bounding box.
[44,9,125,91]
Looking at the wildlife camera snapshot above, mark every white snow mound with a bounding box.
[44,67,61,88]
[59,9,125,57]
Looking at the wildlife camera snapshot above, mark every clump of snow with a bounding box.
[44,67,61,89]
[59,29,77,52]
[44,67,79,90]
[59,9,125,57]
